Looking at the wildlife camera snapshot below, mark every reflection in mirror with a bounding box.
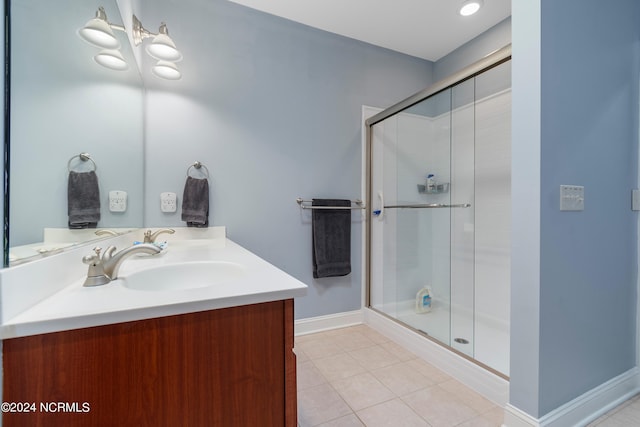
[6,0,144,266]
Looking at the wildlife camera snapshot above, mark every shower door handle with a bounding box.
[373,191,385,219]
[383,203,471,209]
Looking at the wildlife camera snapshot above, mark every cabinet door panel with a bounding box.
[3,300,294,427]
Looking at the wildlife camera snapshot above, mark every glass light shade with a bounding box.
[459,0,483,16]
[152,61,181,80]
[94,50,128,71]
[145,33,183,62]
[78,18,120,49]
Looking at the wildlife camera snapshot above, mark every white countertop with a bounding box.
[1,231,307,339]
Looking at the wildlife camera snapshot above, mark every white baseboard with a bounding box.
[295,309,364,336]
[503,405,541,427]
[503,368,640,427]
[363,307,509,407]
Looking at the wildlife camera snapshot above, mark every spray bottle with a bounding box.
[415,287,433,314]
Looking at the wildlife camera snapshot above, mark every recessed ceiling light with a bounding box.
[459,0,484,16]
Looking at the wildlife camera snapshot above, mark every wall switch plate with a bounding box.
[161,192,177,213]
[109,190,127,212]
[560,185,584,211]
[633,189,640,211]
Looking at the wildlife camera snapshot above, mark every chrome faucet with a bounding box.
[143,228,175,243]
[82,244,161,287]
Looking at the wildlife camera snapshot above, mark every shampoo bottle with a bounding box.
[426,174,436,192]
[415,287,433,314]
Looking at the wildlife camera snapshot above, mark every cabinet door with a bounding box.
[3,300,296,427]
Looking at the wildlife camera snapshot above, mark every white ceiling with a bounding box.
[228,0,511,61]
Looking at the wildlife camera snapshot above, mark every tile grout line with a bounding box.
[296,325,504,426]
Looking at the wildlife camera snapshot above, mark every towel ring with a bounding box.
[67,153,97,172]
[187,161,210,179]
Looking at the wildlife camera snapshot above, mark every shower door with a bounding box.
[367,58,511,375]
[369,80,475,357]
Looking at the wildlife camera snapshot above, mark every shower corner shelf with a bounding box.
[417,183,449,194]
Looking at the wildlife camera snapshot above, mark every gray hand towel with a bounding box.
[181,176,209,227]
[67,171,100,229]
[312,199,351,278]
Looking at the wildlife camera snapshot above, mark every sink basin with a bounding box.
[119,261,247,291]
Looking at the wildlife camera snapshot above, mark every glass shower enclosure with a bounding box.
[365,47,511,376]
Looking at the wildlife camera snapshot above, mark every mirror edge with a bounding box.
[3,0,10,268]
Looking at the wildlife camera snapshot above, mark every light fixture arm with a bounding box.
[111,23,126,33]
[132,15,171,46]
[132,15,152,46]
[95,6,108,21]
[95,6,126,34]
[158,22,170,36]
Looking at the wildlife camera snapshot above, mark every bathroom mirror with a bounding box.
[5,0,144,266]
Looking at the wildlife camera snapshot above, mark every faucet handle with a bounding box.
[82,247,103,265]
[82,247,112,287]
[144,228,175,243]
[143,229,153,243]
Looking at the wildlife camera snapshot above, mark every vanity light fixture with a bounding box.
[78,7,183,80]
[132,15,183,80]
[459,0,484,16]
[152,60,182,80]
[135,20,183,62]
[94,49,129,71]
[78,6,122,49]
[78,7,128,71]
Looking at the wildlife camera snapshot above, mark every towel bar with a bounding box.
[296,198,366,210]
[383,203,471,209]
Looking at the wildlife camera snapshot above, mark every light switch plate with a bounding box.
[109,190,127,212]
[633,189,640,211]
[560,185,584,211]
[161,192,177,213]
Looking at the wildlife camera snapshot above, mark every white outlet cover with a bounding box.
[161,192,177,213]
[109,190,127,212]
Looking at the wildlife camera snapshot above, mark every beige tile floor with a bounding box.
[586,393,640,426]
[295,324,504,427]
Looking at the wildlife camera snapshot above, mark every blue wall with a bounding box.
[434,17,511,82]
[539,0,639,415]
[140,0,433,319]
[511,0,640,418]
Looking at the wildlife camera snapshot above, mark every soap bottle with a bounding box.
[415,287,433,314]
[426,174,436,193]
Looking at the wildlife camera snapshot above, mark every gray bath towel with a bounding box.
[312,199,351,278]
[181,176,209,227]
[67,171,100,229]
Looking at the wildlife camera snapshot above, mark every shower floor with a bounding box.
[377,298,509,375]
[395,299,453,346]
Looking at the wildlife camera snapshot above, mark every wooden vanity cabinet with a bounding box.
[3,299,297,427]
